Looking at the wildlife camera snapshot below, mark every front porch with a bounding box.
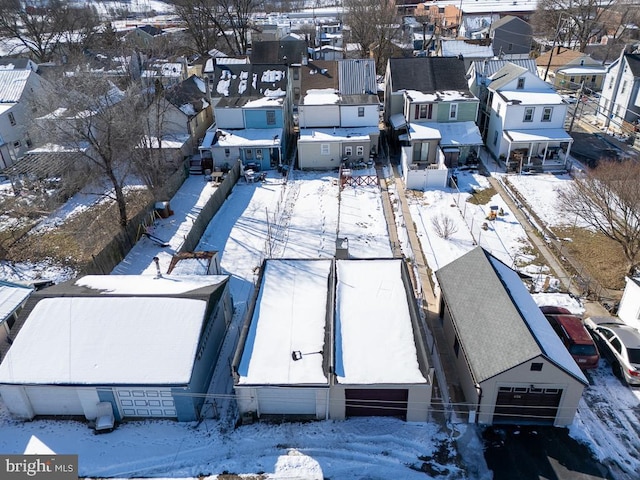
[503,128,573,174]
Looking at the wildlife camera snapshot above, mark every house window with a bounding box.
[321,144,330,155]
[542,107,553,122]
[621,80,628,94]
[293,69,299,80]
[224,148,230,157]
[13,140,20,148]
[615,104,621,116]
[523,107,534,122]
[25,136,32,148]
[356,145,364,156]
[412,142,429,162]
[418,103,433,119]
[246,148,253,159]
[449,103,457,120]
[358,107,365,117]
[493,130,498,146]
[569,76,575,84]
[345,146,353,156]
[256,149,263,159]
[508,43,513,51]
[496,104,501,117]
[294,87,300,101]
[517,78,525,89]
[453,336,460,358]
[8,112,16,126]
[608,77,614,89]
[530,362,543,371]
[266,110,276,125]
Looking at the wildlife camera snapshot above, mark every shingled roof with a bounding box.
[388,57,470,93]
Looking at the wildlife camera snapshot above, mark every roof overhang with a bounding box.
[505,128,573,143]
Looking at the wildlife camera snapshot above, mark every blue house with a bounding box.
[200,62,291,170]
[0,274,232,423]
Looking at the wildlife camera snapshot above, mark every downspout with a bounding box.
[474,384,483,424]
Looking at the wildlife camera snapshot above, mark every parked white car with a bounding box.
[584,316,640,386]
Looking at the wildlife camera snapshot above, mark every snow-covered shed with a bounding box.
[330,259,432,422]
[435,247,588,427]
[233,259,333,419]
[233,258,433,422]
[0,274,232,423]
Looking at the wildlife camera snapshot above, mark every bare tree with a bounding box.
[532,0,617,52]
[431,213,458,240]
[32,73,147,228]
[557,161,640,275]
[173,0,222,55]
[344,0,400,74]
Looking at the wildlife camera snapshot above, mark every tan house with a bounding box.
[536,47,606,91]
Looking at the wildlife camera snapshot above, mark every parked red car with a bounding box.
[540,306,600,370]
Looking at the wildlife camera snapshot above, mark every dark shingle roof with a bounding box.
[624,53,640,78]
[250,40,307,65]
[212,63,287,98]
[166,74,209,115]
[388,57,470,93]
[435,247,588,385]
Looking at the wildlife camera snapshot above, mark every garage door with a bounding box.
[258,388,317,415]
[115,388,177,418]
[494,386,563,425]
[26,386,84,416]
[345,389,408,418]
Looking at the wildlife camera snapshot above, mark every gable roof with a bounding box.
[0,281,33,325]
[487,62,529,90]
[623,53,640,77]
[338,59,377,95]
[212,63,287,98]
[137,25,163,36]
[300,61,338,95]
[0,69,32,103]
[491,15,530,31]
[468,59,538,82]
[250,39,307,64]
[435,247,588,385]
[388,57,470,93]
[535,47,593,70]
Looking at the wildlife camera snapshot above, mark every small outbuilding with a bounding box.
[435,247,588,426]
[0,274,232,423]
[233,258,433,422]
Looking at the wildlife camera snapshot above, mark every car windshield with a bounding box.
[627,348,640,364]
[570,344,598,356]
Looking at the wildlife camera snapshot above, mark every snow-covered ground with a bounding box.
[1,166,640,478]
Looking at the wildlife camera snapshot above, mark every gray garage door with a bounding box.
[494,386,563,425]
[115,388,177,418]
[345,389,408,418]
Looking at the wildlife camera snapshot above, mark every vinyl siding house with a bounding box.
[0,274,232,423]
[617,276,640,328]
[296,60,380,170]
[199,63,291,170]
[488,16,533,60]
[484,63,573,173]
[536,47,604,91]
[233,258,433,422]
[384,57,482,190]
[435,247,588,426]
[597,52,640,134]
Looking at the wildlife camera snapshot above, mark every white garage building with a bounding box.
[0,274,232,423]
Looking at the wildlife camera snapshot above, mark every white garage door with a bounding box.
[258,388,317,415]
[26,386,84,416]
[115,388,177,418]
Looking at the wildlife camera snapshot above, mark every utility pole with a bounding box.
[544,14,567,83]
[568,80,585,133]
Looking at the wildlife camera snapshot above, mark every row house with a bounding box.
[597,51,640,135]
[296,60,380,170]
[485,63,573,173]
[199,62,292,171]
[384,57,483,190]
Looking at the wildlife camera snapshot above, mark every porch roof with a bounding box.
[214,128,283,148]
[505,128,573,143]
[408,122,441,141]
[435,121,483,147]
[390,113,406,130]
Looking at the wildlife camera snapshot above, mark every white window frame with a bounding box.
[8,112,16,126]
[449,103,458,120]
[493,131,498,146]
[344,146,353,156]
[321,144,330,155]
[357,107,365,117]
[542,107,553,122]
[517,78,525,89]
[356,145,364,156]
[621,80,627,94]
[523,107,534,122]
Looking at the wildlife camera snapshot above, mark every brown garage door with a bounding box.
[345,389,408,418]
[494,386,563,425]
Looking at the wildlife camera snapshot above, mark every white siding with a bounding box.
[25,386,84,416]
[215,107,244,128]
[298,141,341,169]
[299,105,340,128]
[340,105,378,127]
[0,385,35,419]
[618,278,640,326]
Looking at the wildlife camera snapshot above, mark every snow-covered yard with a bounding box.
[1,167,639,479]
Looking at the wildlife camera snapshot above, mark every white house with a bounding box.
[233,258,433,422]
[0,274,232,423]
[435,247,588,426]
[597,51,640,134]
[484,63,573,173]
[617,276,640,330]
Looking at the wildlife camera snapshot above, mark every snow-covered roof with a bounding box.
[435,121,483,146]
[408,123,442,141]
[0,69,32,103]
[137,134,191,149]
[335,259,427,384]
[500,90,564,105]
[237,259,332,385]
[405,89,475,102]
[0,281,33,325]
[556,66,607,75]
[75,274,227,295]
[0,296,207,385]
[303,88,339,105]
[390,113,406,130]
[214,128,282,147]
[435,247,588,385]
[298,126,379,143]
[505,128,573,143]
[440,40,494,58]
